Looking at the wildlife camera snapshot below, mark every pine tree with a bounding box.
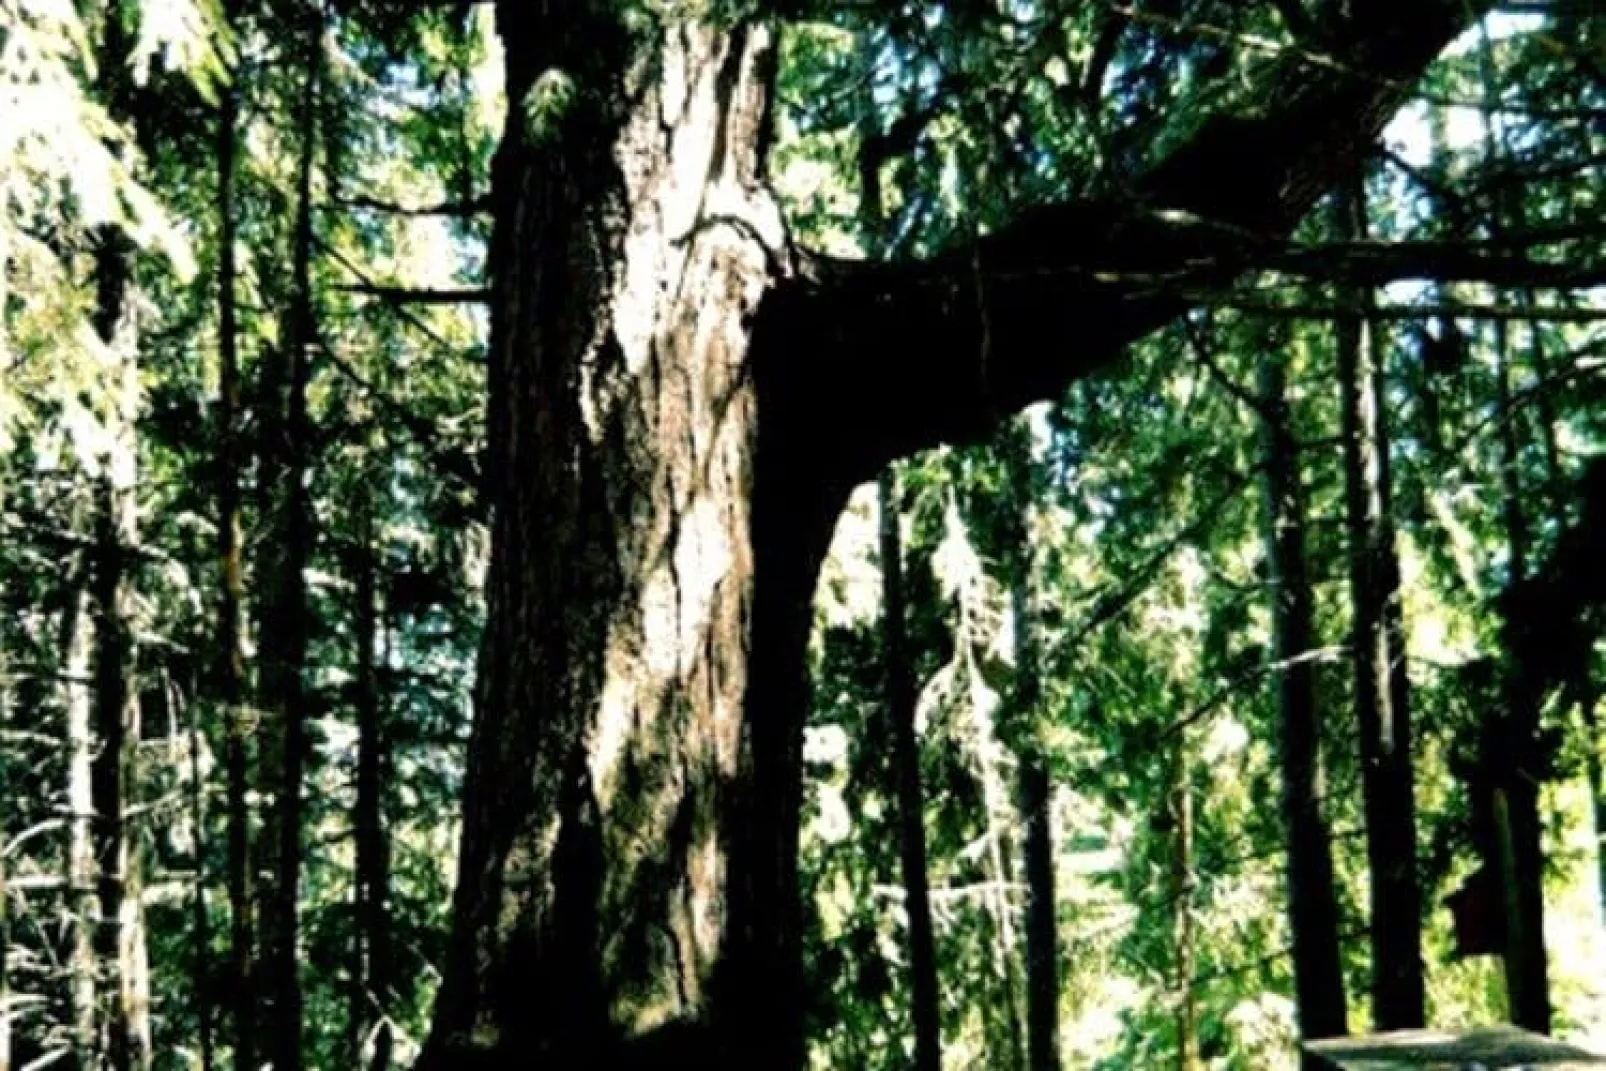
[1333,169,1426,1030]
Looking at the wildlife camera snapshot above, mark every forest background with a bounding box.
[1,0,1603,1068]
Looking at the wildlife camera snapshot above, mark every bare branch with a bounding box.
[327,193,491,218]
[316,235,478,356]
[1186,317,1269,418]
[1200,299,1606,322]
[334,284,491,305]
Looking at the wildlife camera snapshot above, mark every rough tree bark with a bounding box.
[878,471,943,1071]
[420,16,834,1068]
[423,3,1494,1066]
[1333,170,1426,1030]
[254,7,321,1067]
[213,2,257,1063]
[1258,348,1350,1041]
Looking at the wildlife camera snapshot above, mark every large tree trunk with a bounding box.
[213,11,257,1066]
[878,471,943,1071]
[254,8,321,1067]
[1333,172,1426,1030]
[1257,350,1349,1041]
[418,12,839,1069]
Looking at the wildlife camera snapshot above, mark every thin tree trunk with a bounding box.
[255,7,321,1067]
[90,450,149,1071]
[1257,349,1349,1041]
[878,471,942,1071]
[1007,444,1059,1071]
[970,564,1026,1071]
[90,146,151,1071]
[1485,185,1549,1032]
[213,4,256,1065]
[353,483,392,1071]
[88,7,151,1067]
[1019,756,1057,1071]
[1,610,12,1071]
[1490,326,1550,1032]
[862,94,942,1071]
[186,677,216,1071]
[984,822,1027,1071]
[1173,735,1198,1071]
[1583,688,1606,924]
[1476,28,1551,1033]
[1333,171,1426,1030]
[63,546,99,1071]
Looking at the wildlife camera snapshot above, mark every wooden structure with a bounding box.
[1304,1026,1606,1069]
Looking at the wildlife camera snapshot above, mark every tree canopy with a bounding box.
[1,0,1602,1068]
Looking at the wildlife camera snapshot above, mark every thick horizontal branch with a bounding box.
[765,0,1503,481]
[334,283,491,305]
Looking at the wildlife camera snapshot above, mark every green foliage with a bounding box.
[518,69,577,145]
[785,5,1605,1067]
[2,2,1603,1069]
